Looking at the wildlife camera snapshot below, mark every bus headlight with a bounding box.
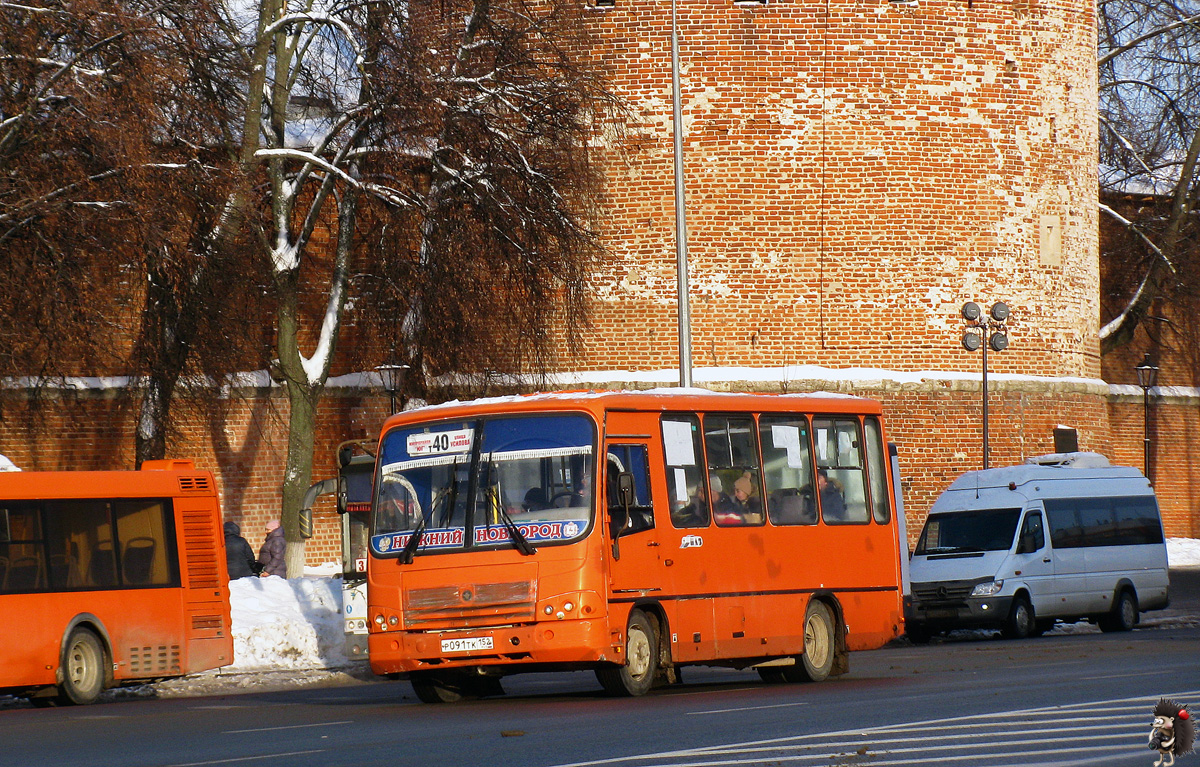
[388,615,399,626]
[970,580,1003,597]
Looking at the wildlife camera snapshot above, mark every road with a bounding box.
[5,615,1199,767]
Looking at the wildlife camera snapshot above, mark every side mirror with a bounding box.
[618,472,635,509]
[1016,533,1037,554]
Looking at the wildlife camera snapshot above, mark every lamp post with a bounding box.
[1135,354,1159,481]
[375,364,409,414]
[961,301,1011,470]
[670,0,692,388]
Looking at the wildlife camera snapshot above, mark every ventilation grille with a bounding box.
[192,614,224,631]
[128,645,181,675]
[177,475,213,492]
[181,510,220,589]
[404,580,536,629]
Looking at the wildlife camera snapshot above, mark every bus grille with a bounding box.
[911,581,977,605]
[177,475,212,492]
[404,581,536,629]
[128,645,182,675]
[181,510,220,588]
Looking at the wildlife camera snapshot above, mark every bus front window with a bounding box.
[371,414,596,558]
[915,508,1023,555]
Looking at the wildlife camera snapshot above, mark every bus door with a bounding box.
[603,413,663,597]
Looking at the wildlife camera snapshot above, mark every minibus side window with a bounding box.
[663,415,709,528]
[1016,511,1045,554]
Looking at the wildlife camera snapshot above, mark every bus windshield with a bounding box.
[915,508,1022,555]
[371,413,595,557]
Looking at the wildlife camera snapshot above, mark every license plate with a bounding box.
[441,636,494,653]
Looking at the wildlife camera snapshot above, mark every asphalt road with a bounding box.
[6,620,1200,767]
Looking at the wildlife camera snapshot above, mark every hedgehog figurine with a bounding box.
[1150,698,1195,767]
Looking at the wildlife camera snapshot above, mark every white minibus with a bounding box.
[906,452,1169,642]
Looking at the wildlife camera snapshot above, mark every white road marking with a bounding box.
[166,749,325,766]
[547,689,1200,767]
[223,720,352,734]
[688,702,810,715]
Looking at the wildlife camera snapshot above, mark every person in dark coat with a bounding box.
[224,521,260,580]
[258,519,286,577]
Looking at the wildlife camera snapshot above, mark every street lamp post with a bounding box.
[375,364,409,415]
[1135,354,1159,481]
[670,0,692,388]
[961,301,1011,470]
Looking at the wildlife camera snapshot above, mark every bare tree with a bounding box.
[233,0,617,575]
[0,0,265,463]
[1098,0,1200,357]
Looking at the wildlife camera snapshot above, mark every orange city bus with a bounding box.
[0,460,233,705]
[366,390,907,702]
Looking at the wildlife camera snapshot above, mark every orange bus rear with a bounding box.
[0,459,233,705]
[366,390,906,702]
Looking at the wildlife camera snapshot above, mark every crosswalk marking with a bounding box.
[549,689,1200,767]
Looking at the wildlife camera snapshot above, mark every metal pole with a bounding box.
[981,328,989,470]
[1143,385,1151,479]
[671,0,692,388]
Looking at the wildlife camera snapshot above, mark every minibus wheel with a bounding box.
[793,600,836,682]
[410,671,465,703]
[58,628,106,705]
[1001,596,1035,639]
[597,609,658,696]
[1099,590,1138,633]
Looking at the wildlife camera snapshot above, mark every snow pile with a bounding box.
[1168,538,1200,568]
[227,572,354,671]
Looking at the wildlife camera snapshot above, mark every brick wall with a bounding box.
[573,0,1099,381]
[5,376,1193,565]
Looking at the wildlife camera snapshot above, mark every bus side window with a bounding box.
[607,445,653,536]
[812,418,869,524]
[663,415,710,529]
[759,416,816,526]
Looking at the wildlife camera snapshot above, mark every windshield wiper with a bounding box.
[479,461,535,556]
[398,515,426,564]
[495,500,536,556]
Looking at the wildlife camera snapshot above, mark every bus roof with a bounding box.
[0,464,216,499]
[382,388,882,430]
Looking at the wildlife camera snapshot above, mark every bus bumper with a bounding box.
[368,618,613,675]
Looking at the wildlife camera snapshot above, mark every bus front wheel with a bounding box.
[58,628,107,705]
[597,609,658,697]
[410,672,465,704]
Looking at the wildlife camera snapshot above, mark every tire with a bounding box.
[792,600,836,682]
[410,672,464,704]
[757,666,787,684]
[1001,595,1035,640]
[58,628,107,705]
[1099,590,1138,633]
[905,623,933,645]
[596,609,658,697]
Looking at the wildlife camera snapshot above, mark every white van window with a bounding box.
[1015,511,1045,554]
[915,508,1022,555]
[1046,497,1163,548]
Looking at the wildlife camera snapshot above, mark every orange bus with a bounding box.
[366,390,906,702]
[0,460,233,705]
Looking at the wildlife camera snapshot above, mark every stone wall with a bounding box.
[3,375,1193,565]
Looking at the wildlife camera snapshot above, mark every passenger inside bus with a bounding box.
[714,473,763,526]
[522,487,548,513]
[817,469,847,522]
[672,481,710,527]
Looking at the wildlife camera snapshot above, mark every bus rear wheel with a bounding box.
[793,600,836,682]
[58,628,107,705]
[597,609,658,697]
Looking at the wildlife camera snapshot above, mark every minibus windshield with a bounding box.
[915,507,1022,555]
[371,413,595,557]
